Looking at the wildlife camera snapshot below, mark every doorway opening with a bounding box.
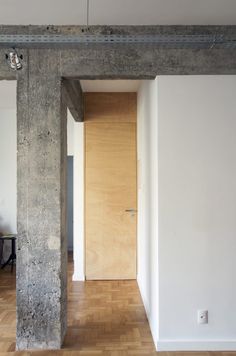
[64,79,157,353]
[70,80,141,282]
[0,77,158,354]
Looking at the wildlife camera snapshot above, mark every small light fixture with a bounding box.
[6,49,23,70]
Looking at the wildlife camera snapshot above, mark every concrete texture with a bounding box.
[59,47,236,78]
[16,50,67,350]
[63,79,84,122]
[0,25,235,351]
[1,24,236,35]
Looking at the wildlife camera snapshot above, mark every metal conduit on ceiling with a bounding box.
[0,34,236,49]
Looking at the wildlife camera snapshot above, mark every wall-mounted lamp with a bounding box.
[6,49,23,70]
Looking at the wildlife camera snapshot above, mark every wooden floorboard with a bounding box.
[0,258,236,355]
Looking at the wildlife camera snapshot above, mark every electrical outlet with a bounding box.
[198,310,208,324]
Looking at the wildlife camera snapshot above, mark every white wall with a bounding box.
[137,79,159,347]
[0,81,17,238]
[67,111,85,281]
[72,122,84,281]
[0,80,17,264]
[157,76,236,351]
[0,103,17,260]
[138,76,236,352]
[0,108,17,234]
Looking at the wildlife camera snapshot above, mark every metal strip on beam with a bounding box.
[0,34,235,49]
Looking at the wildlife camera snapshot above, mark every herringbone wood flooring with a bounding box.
[0,258,236,355]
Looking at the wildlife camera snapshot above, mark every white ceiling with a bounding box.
[0,80,140,109]
[0,0,236,26]
[81,80,141,92]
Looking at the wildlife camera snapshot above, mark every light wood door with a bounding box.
[85,93,137,280]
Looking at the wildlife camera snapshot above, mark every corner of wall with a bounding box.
[72,273,85,282]
[137,78,159,352]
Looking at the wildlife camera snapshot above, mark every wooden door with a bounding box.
[85,93,137,280]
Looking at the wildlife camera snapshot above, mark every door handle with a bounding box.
[125,209,137,212]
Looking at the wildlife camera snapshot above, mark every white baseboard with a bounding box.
[157,340,236,352]
[72,273,85,281]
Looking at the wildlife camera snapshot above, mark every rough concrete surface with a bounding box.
[16,50,67,350]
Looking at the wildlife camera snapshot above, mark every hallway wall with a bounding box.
[158,75,236,351]
[137,79,159,347]
[137,76,236,352]
[66,112,85,281]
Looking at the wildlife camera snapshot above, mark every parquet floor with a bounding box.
[0,256,156,355]
[0,258,236,356]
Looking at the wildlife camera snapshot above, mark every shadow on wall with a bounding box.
[0,215,12,265]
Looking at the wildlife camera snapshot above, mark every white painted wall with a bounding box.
[157,76,236,351]
[72,122,84,281]
[137,79,159,347]
[0,115,17,262]
[137,76,236,352]
[0,108,17,234]
[67,111,85,281]
[0,81,17,261]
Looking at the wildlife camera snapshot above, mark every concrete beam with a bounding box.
[0,27,236,78]
[0,24,236,36]
[63,79,84,122]
[16,49,67,350]
[59,47,236,78]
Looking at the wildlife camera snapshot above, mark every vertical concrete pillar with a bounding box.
[16,50,67,350]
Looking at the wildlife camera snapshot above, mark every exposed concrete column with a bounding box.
[16,50,67,350]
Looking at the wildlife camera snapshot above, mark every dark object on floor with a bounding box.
[0,235,16,273]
